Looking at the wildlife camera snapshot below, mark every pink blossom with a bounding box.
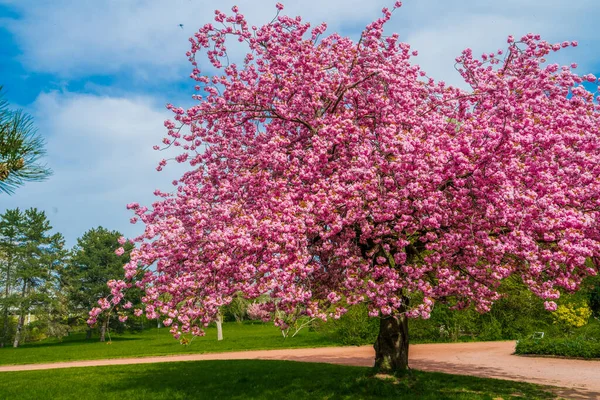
[96,5,600,346]
[97,298,110,310]
[126,202,139,210]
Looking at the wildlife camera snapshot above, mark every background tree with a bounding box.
[11,208,65,347]
[0,208,23,348]
[0,86,51,194]
[66,227,133,341]
[93,4,600,373]
[222,293,250,323]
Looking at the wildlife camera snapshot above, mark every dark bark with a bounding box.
[99,318,108,342]
[374,304,410,373]
[85,328,92,340]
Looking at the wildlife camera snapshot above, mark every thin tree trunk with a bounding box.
[216,313,223,341]
[12,280,27,348]
[85,328,92,340]
[374,302,410,374]
[12,313,25,348]
[99,318,108,342]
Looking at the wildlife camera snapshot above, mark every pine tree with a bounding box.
[65,227,133,341]
[0,208,23,347]
[0,86,51,194]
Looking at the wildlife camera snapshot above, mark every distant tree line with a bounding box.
[0,208,141,347]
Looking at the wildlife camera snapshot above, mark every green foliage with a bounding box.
[0,86,51,194]
[222,293,249,323]
[515,315,600,359]
[0,316,15,345]
[65,227,133,310]
[0,360,555,400]
[0,208,22,347]
[315,304,379,345]
[585,274,600,318]
[410,304,481,343]
[315,274,600,347]
[552,303,592,333]
[0,208,66,347]
[409,279,556,343]
[63,226,137,337]
[515,336,600,359]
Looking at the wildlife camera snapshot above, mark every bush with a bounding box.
[222,295,250,323]
[24,320,48,342]
[0,316,16,345]
[515,337,600,359]
[315,304,379,346]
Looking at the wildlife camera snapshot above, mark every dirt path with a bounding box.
[1,341,599,399]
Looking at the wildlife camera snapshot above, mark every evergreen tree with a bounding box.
[11,208,65,347]
[0,87,52,194]
[65,227,133,341]
[0,208,23,347]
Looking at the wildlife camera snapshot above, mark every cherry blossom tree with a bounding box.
[91,3,600,372]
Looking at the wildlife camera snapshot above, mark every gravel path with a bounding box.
[1,341,599,399]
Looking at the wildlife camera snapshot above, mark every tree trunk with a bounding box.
[216,313,223,341]
[12,280,27,348]
[85,328,92,340]
[99,318,108,342]
[12,313,25,348]
[374,313,409,373]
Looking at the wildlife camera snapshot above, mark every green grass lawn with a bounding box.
[0,322,340,366]
[0,359,556,399]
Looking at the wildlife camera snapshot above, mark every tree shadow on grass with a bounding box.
[97,360,556,400]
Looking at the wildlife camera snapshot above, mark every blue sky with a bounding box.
[1,0,599,247]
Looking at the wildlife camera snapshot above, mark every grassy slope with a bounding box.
[0,360,556,400]
[0,322,340,366]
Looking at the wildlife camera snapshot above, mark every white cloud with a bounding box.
[0,92,185,246]
[1,0,598,85]
[0,0,387,80]
[388,1,600,87]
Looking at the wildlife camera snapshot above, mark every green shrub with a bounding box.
[0,316,16,345]
[315,304,379,345]
[315,275,600,347]
[515,337,600,359]
[222,294,250,323]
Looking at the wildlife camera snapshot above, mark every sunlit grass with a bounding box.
[0,322,340,366]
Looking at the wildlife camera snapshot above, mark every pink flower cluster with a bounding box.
[247,303,271,321]
[90,5,600,341]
